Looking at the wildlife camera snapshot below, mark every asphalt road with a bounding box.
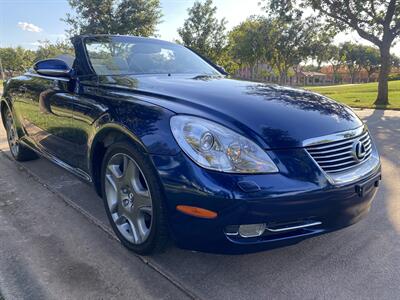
[0,108,399,300]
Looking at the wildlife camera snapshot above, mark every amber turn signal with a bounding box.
[176,205,218,219]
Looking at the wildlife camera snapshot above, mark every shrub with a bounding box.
[388,73,400,81]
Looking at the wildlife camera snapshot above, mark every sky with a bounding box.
[0,0,399,54]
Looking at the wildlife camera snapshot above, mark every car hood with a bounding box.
[100,74,363,149]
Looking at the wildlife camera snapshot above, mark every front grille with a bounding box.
[306,130,372,174]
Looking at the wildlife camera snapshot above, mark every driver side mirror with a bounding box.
[34,59,72,78]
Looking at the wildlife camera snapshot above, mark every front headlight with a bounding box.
[170,115,278,173]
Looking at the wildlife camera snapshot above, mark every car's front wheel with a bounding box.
[101,141,169,255]
[4,108,37,161]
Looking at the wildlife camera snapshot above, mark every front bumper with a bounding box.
[150,146,381,254]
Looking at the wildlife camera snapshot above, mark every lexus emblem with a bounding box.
[352,140,367,161]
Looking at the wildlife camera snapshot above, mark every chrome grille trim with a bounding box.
[303,126,365,147]
[308,143,354,155]
[304,126,373,174]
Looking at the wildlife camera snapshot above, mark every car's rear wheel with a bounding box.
[4,108,37,161]
[101,141,169,254]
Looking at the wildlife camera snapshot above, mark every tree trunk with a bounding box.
[280,72,287,85]
[350,71,355,84]
[250,64,255,80]
[375,45,391,106]
[0,58,5,81]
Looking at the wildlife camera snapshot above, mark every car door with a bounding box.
[33,76,77,165]
[32,72,105,179]
[11,74,48,143]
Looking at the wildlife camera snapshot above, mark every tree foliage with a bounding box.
[324,44,344,83]
[308,30,336,68]
[0,47,35,76]
[268,17,323,84]
[0,41,74,78]
[359,46,381,82]
[228,15,325,84]
[34,40,74,61]
[64,0,162,37]
[228,17,266,78]
[339,42,362,84]
[178,0,227,62]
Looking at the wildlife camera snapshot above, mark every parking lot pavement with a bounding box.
[0,143,191,299]
[0,108,399,300]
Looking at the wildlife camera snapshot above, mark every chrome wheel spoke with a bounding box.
[115,215,126,225]
[106,163,124,191]
[105,174,118,192]
[108,164,123,181]
[127,219,141,244]
[121,155,130,178]
[135,192,152,214]
[124,159,139,185]
[139,205,153,217]
[109,200,118,214]
[130,207,149,242]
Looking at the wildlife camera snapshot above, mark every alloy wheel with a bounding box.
[5,110,19,157]
[105,153,153,244]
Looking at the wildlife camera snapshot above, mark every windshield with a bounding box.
[84,36,220,76]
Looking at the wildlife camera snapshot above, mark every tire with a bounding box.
[100,141,169,255]
[3,107,38,161]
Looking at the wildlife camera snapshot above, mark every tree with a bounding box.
[325,44,344,84]
[34,40,74,61]
[267,17,322,84]
[0,48,20,77]
[340,42,364,84]
[264,0,400,105]
[228,18,266,79]
[20,48,36,71]
[0,47,35,77]
[359,46,381,82]
[339,44,382,83]
[309,31,335,69]
[64,0,162,37]
[178,0,227,62]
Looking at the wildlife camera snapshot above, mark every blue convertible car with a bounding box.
[1,35,381,254]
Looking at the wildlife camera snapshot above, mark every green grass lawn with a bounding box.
[305,80,400,110]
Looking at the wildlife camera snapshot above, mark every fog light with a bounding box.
[239,223,266,238]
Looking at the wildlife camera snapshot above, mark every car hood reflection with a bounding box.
[99,74,363,149]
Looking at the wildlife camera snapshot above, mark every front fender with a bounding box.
[94,98,181,156]
[0,99,11,128]
[87,99,181,170]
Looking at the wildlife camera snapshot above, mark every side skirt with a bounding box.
[19,139,93,183]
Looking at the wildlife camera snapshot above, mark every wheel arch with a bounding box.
[89,123,148,197]
[0,100,11,128]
